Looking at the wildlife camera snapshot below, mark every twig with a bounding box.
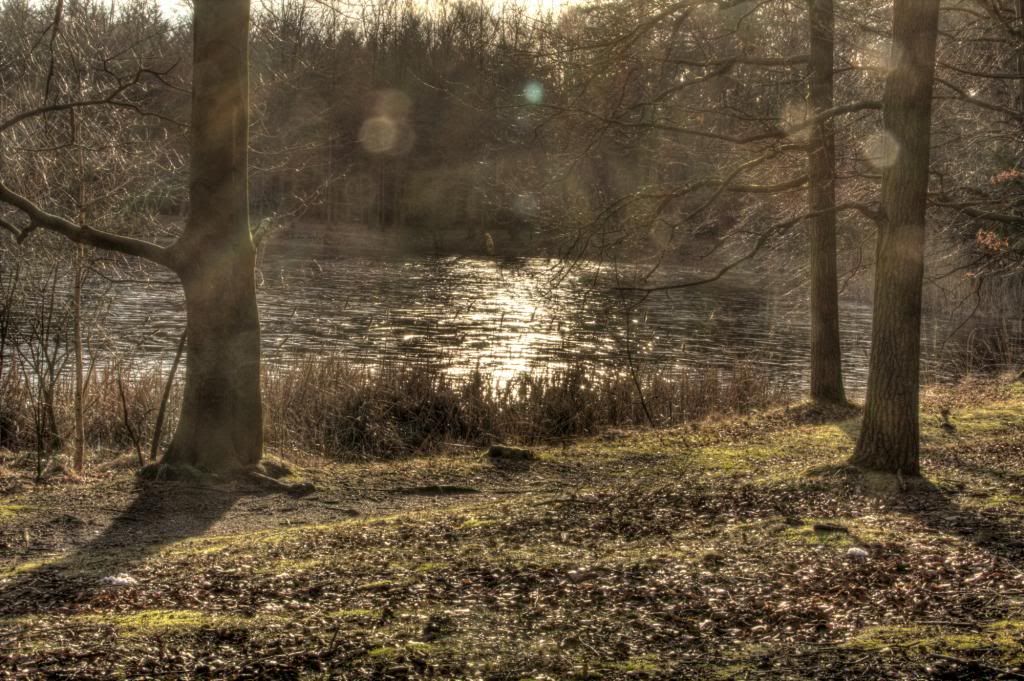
[117,370,144,467]
[150,330,186,461]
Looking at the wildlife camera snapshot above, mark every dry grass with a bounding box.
[2,379,1023,679]
[263,358,787,458]
[0,355,788,463]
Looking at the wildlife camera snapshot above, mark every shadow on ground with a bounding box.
[904,476,1024,568]
[807,458,1024,569]
[0,481,242,618]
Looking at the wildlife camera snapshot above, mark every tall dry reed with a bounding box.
[0,354,788,463]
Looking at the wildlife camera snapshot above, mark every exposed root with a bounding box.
[242,470,315,497]
[138,462,315,496]
[138,462,209,484]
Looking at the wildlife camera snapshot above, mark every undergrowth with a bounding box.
[0,356,788,462]
[1,379,1023,679]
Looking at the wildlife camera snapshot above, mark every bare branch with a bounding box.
[0,216,22,240]
[0,66,185,134]
[935,77,1023,119]
[614,203,880,294]
[546,100,882,146]
[0,180,173,268]
[932,200,1024,225]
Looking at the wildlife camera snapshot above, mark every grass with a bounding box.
[846,620,1024,666]
[1,378,1023,678]
[78,609,260,636]
[0,355,787,463]
[0,504,28,522]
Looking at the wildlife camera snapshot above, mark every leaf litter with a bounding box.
[0,381,1023,679]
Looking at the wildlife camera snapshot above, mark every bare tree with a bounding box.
[806,0,845,404]
[0,0,261,474]
[851,0,941,475]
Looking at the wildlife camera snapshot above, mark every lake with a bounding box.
[90,223,1022,396]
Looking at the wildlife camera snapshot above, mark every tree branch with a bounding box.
[0,216,22,240]
[0,180,173,268]
[935,77,1023,120]
[934,203,1024,225]
[548,100,881,146]
[0,67,185,134]
[614,202,880,293]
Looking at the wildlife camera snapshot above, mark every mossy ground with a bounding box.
[0,505,28,523]
[1,379,1023,679]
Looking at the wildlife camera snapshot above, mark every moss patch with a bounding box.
[846,620,1024,665]
[781,522,857,548]
[96,609,254,636]
[606,654,664,673]
[0,557,57,578]
[459,517,496,530]
[0,504,29,523]
[691,422,855,475]
[329,608,380,619]
[921,395,1024,441]
[4,609,262,639]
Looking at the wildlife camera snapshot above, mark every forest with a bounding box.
[0,0,1023,678]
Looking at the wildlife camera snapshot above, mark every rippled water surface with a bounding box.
[100,223,1021,395]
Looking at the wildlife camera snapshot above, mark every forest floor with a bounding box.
[1,379,1024,680]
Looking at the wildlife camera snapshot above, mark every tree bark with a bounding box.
[163,0,262,473]
[806,0,845,404]
[851,0,940,475]
[73,244,85,473]
[1018,0,1024,114]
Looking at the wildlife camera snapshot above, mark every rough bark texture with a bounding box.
[852,0,940,475]
[73,245,85,473]
[163,0,262,473]
[1018,0,1024,112]
[806,0,845,404]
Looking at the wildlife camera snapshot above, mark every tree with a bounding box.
[806,0,844,404]
[851,0,941,475]
[0,0,261,474]
[163,0,261,473]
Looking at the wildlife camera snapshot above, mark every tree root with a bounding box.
[138,462,315,497]
[138,462,208,484]
[241,470,315,497]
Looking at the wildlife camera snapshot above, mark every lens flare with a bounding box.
[359,116,399,155]
[862,130,900,170]
[523,80,544,105]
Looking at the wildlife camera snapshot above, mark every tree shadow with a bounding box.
[809,459,1024,569]
[900,477,1024,568]
[804,410,1024,566]
[950,457,1024,489]
[0,480,245,618]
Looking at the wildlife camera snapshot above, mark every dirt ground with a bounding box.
[1,379,1023,680]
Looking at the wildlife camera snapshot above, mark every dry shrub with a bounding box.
[263,357,789,459]
[81,365,165,450]
[0,369,30,451]
[1,354,789,462]
[0,360,167,456]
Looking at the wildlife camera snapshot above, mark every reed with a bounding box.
[0,354,789,463]
[261,357,791,457]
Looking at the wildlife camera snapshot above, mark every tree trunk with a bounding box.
[165,249,261,472]
[1017,0,1024,115]
[73,243,84,473]
[163,0,262,473]
[806,0,845,404]
[851,0,940,475]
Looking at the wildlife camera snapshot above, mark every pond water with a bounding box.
[96,223,1021,396]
